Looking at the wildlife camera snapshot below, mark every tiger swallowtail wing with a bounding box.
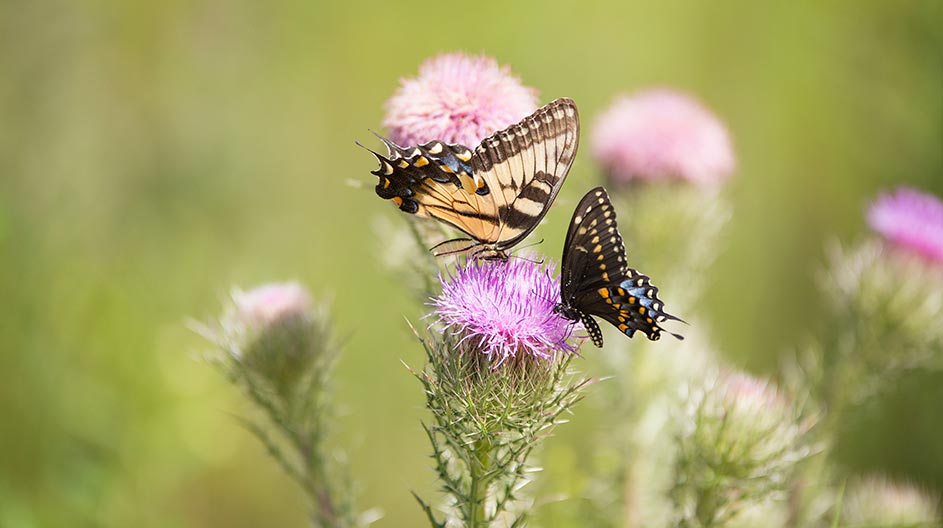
[364,98,579,260]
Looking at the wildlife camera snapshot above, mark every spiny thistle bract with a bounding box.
[821,242,943,379]
[671,371,813,527]
[196,282,362,528]
[411,257,592,527]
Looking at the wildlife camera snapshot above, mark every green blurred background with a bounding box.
[1,1,941,526]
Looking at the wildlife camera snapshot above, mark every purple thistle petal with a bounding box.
[591,89,735,186]
[383,53,539,147]
[431,258,583,364]
[868,187,943,264]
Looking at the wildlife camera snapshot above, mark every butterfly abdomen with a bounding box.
[580,312,604,348]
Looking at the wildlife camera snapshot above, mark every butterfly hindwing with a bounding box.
[365,98,579,259]
[558,187,683,346]
[369,137,478,210]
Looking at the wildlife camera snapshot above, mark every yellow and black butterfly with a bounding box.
[555,187,684,347]
[365,98,579,260]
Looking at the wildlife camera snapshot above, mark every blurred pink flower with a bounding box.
[868,187,943,264]
[720,371,787,412]
[844,476,941,525]
[383,52,538,147]
[591,89,735,186]
[233,282,312,328]
[431,258,581,364]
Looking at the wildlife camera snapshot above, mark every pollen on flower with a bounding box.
[383,52,539,147]
[431,258,582,364]
[868,187,943,264]
[591,89,735,186]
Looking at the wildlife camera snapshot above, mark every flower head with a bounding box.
[383,52,539,147]
[232,282,312,329]
[868,187,943,264]
[672,371,811,525]
[821,242,943,378]
[843,476,941,526]
[591,89,735,186]
[431,258,581,364]
[209,282,333,397]
[720,371,789,413]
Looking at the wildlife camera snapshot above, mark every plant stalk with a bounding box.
[468,437,492,527]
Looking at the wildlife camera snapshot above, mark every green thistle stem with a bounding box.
[295,432,338,528]
[468,437,492,527]
[695,485,719,527]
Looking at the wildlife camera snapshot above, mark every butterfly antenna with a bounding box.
[516,237,545,252]
[509,238,547,265]
[512,254,545,265]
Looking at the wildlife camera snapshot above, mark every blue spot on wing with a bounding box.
[620,280,655,309]
[441,155,461,172]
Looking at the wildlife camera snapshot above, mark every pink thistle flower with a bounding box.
[431,258,582,364]
[591,89,735,186]
[867,187,943,264]
[232,282,313,329]
[383,52,539,147]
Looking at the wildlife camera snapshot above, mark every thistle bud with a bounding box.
[672,372,812,527]
[195,282,356,527]
[204,282,336,409]
[842,476,941,527]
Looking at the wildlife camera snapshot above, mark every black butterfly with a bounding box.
[555,187,683,346]
[364,98,579,260]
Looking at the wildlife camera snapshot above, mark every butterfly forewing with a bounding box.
[473,98,579,252]
[561,188,629,296]
[559,187,683,345]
